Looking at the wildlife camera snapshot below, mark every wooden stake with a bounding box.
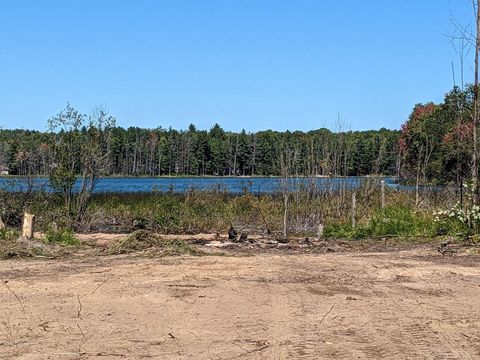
[381,180,385,209]
[352,193,356,228]
[283,193,288,238]
[22,213,35,239]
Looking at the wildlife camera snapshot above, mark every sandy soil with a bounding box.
[1,249,479,359]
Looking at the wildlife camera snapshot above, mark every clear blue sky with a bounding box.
[0,0,475,132]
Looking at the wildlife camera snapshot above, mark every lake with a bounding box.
[0,176,400,194]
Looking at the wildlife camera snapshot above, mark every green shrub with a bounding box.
[367,206,435,236]
[430,182,480,237]
[0,228,19,242]
[324,206,437,239]
[433,217,470,236]
[323,223,357,239]
[45,228,79,246]
[153,195,182,232]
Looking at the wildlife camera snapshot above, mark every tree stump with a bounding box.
[22,213,35,239]
[228,226,238,241]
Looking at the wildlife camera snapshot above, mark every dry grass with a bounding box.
[0,237,62,259]
[108,230,205,256]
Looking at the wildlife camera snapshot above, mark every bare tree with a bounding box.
[473,0,480,202]
[48,104,116,225]
[447,1,480,203]
[279,143,293,238]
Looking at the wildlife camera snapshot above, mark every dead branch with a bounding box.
[52,352,127,358]
[1,279,25,313]
[90,278,109,296]
[3,313,16,345]
[76,294,83,319]
[230,344,270,359]
[319,304,335,326]
[77,323,87,353]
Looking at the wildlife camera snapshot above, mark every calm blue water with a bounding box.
[0,176,398,194]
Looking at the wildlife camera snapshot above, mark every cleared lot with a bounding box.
[1,249,479,359]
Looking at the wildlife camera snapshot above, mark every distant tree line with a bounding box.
[0,108,400,178]
[2,82,477,183]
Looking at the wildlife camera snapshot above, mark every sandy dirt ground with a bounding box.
[1,249,480,359]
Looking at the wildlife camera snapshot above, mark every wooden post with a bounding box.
[317,224,324,237]
[381,180,385,209]
[283,193,288,238]
[22,213,35,239]
[351,193,356,228]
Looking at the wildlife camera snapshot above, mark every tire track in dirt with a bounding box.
[1,251,480,359]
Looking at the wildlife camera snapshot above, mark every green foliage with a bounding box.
[49,167,76,198]
[400,86,473,183]
[45,227,79,246]
[152,194,183,231]
[324,206,438,239]
[0,184,53,227]
[47,103,116,223]
[432,217,469,237]
[369,207,437,237]
[0,179,461,241]
[433,181,480,236]
[0,228,19,241]
[0,122,400,178]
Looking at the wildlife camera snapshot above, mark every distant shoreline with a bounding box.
[0,174,392,179]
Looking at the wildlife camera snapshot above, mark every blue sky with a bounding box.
[0,0,475,132]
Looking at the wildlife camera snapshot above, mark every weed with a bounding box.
[45,228,79,246]
[324,206,438,239]
[0,228,19,242]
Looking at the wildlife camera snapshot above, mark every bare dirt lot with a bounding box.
[1,248,480,359]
